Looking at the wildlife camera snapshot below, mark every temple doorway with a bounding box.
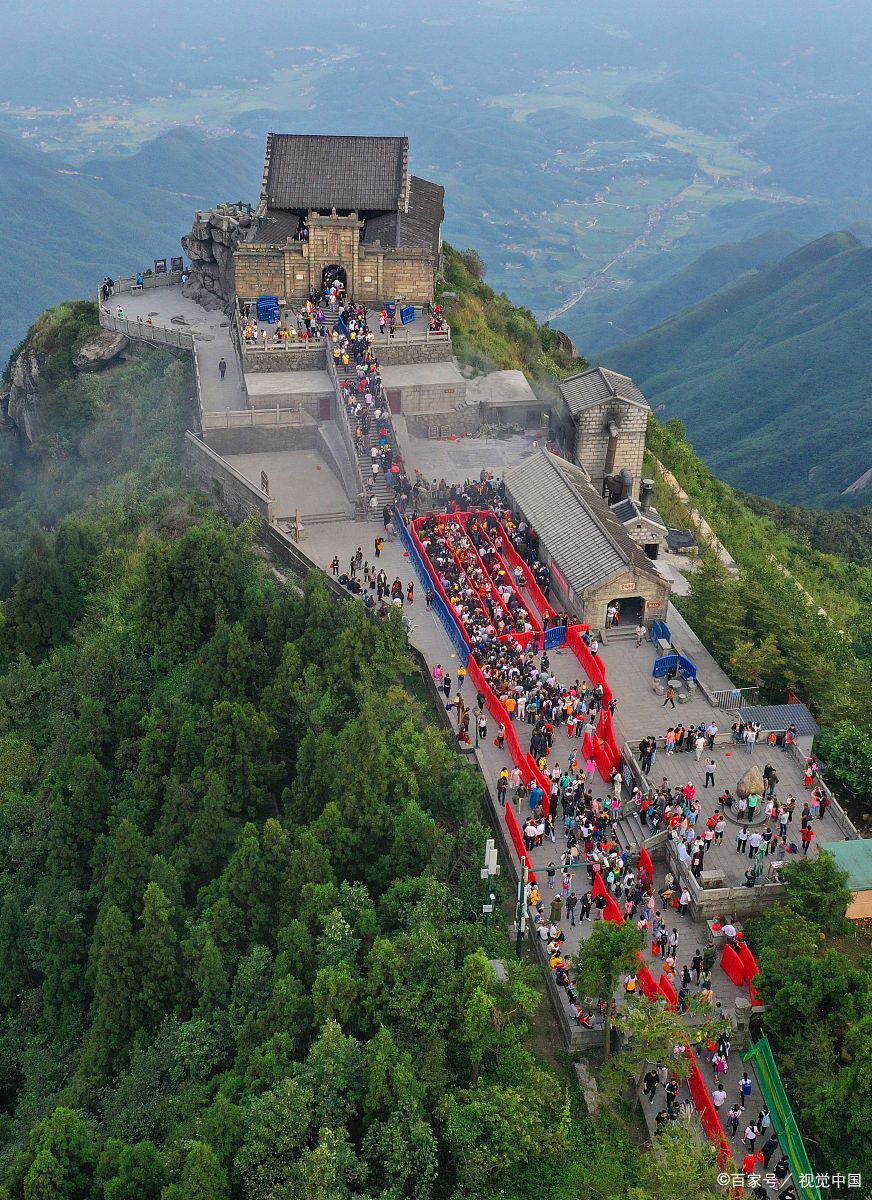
[606,596,645,628]
[322,265,347,297]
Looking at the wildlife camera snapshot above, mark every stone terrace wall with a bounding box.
[184,432,273,521]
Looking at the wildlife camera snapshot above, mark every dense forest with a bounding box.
[646,418,872,807]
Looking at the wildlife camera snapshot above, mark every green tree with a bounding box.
[361,1026,423,1127]
[24,1108,96,1200]
[104,1140,166,1200]
[1,534,81,664]
[782,850,854,935]
[0,893,28,1010]
[23,1151,65,1200]
[163,1141,228,1200]
[362,1100,437,1200]
[817,720,872,801]
[81,906,138,1080]
[610,995,731,1102]
[573,921,643,1058]
[294,1127,364,1200]
[630,1120,722,1200]
[105,819,151,916]
[138,883,180,1029]
[294,1020,361,1131]
[234,1079,313,1200]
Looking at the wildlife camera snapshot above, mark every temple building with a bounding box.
[233,134,444,307]
[559,367,651,501]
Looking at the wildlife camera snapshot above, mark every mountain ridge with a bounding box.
[605,230,872,507]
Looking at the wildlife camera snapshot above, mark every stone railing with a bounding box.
[784,739,860,840]
[201,406,303,430]
[324,353,366,504]
[97,309,194,351]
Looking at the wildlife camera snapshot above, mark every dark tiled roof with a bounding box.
[610,497,667,532]
[264,134,408,213]
[362,210,400,248]
[503,450,662,595]
[250,209,303,244]
[738,704,821,737]
[400,176,445,255]
[362,176,444,255]
[560,366,649,417]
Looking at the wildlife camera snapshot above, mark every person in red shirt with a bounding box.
[801,825,815,855]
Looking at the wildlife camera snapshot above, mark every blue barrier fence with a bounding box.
[652,652,698,681]
[543,624,567,651]
[652,619,672,644]
[393,507,470,666]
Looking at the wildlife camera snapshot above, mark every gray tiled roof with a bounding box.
[250,209,303,244]
[560,366,649,417]
[738,704,821,737]
[362,176,444,254]
[610,497,668,532]
[264,134,408,213]
[504,451,633,595]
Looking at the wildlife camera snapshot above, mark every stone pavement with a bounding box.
[112,286,246,414]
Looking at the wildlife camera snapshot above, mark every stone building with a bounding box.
[610,480,669,560]
[232,134,444,307]
[503,449,671,629]
[559,367,650,500]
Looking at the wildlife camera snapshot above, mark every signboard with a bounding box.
[645,599,663,609]
[400,304,417,326]
[153,259,168,275]
[171,256,184,273]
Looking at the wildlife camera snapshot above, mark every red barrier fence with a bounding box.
[487,514,558,624]
[720,942,746,987]
[504,801,537,884]
[737,941,763,1007]
[687,1052,732,1167]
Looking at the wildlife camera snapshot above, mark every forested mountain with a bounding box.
[606,231,872,508]
[0,305,657,1200]
[0,129,261,368]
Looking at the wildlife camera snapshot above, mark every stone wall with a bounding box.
[574,400,648,499]
[582,569,670,631]
[381,251,437,305]
[390,381,466,416]
[234,245,287,301]
[184,432,273,521]
[378,339,453,365]
[243,347,327,372]
[201,419,317,457]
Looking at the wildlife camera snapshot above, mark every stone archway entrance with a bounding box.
[321,264,347,297]
[606,595,645,628]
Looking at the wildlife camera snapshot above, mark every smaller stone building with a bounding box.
[503,449,671,629]
[610,480,669,560]
[559,367,650,500]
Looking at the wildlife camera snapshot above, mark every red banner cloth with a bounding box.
[639,847,655,880]
[592,870,610,900]
[635,954,662,1000]
[602,894,625,923]
[657,974,679,1009]
[737,941,763,1006]
[720,942,747,987]
[737,941,760,987]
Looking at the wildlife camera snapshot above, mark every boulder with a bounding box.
[73,329,129,372]
[736,764,765,799]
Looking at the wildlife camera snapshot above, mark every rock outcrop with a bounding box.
[182,203,252,312]
[1,345,44,444]
[73,329,129,373]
